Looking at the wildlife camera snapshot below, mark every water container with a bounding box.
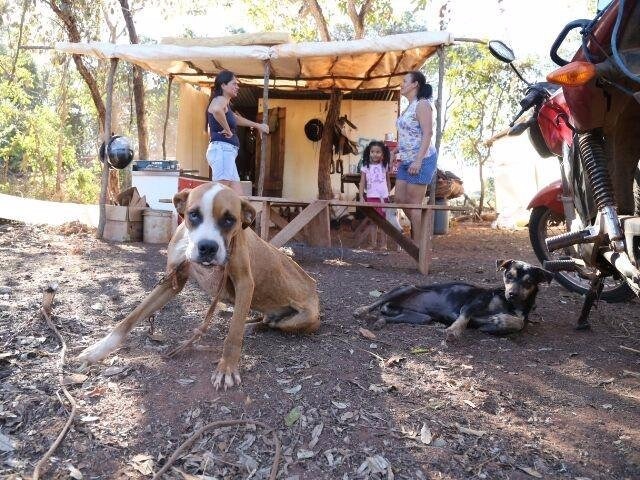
[433,198,450,235]
[143,209,174,243]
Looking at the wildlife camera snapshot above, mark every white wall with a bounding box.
[176,88,398,200]
[259,98,398,200]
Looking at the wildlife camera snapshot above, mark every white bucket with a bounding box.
[143,209,174,244]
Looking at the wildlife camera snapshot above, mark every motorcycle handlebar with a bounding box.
[550,19,591,67]
[509,86,548,126]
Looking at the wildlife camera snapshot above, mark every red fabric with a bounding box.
[365,196,386,217]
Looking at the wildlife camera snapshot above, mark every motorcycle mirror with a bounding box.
[488,40,516,64]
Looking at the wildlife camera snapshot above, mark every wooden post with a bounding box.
[257,60,270,197]
[417,45,447,271]
[260,201,270,240]
[418,208,435,274]
[162,75,173,161]
[435,46,445,155]
[97,57,119,239]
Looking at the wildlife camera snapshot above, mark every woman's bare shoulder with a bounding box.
[209,96,227,110]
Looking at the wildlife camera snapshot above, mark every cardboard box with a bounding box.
[103,205,145,242]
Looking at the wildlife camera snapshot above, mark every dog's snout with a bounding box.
[198,240,219,259]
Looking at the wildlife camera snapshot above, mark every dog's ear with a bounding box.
[496,259,514,271]
[173,188,191,217]
[240,198,256,229]
[533,267,554,285]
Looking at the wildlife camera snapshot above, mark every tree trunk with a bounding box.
[345,0,373,39]
[305,0,331,41]
[318,91,342,200]
[118,0,149,160]
[47,1,106,130]
[477,160,485,217]
[55,59,70,200]
[98,58,119,239]
[9,0,29,83]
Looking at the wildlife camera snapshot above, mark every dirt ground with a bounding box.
[1,218,639,480]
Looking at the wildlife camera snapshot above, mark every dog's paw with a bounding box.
[444,325,463,342]
[211,358,242,390]
[372,317,387,330]
[352,306,370,318]
[77,332,122,364]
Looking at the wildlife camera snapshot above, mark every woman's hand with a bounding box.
[219,128,233,138]
[257,123,270,135]
[408,160,422,175]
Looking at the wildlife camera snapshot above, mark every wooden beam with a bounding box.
[418,209,435,274]
[303,204,331,247]
[260,201,270,240]
[269,207,305,242]
[162,75,173,160]
[244,196,469,211]
[270,200,328,248]
[257,60,270,196]
[361,208,419,261]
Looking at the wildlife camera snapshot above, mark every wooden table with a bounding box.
[246,195,468,274]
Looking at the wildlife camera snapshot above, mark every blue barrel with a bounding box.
[433,198,450,235]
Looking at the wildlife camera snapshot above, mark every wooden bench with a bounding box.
[246,196,468,274]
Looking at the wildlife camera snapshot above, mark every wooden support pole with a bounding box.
[257,60,270,197]
[162,75,173,161]
[260,201,270,239]
[361,208,419,261]
[435,46,445,156]
[97,58,119,239]
[269,200,328,248]
[418,208,435,274]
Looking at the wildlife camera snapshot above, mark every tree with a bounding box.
[118,0,149,161]
[442,44,527,216]
[45,1,106,130]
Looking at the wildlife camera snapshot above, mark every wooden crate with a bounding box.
[103,205,145,242]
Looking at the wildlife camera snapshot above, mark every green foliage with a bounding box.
[441,43,536,213]
[443,44,521,164]
[243,0,426,41]
[0,44,101,202]
[64,163,102,203]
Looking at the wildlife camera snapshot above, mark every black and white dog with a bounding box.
[354,260,554,340]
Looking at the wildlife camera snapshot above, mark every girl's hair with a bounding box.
[408,71,433,100]
[212,70,236,97]
[362,140,390,168]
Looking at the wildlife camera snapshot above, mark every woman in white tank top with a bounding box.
[393,71,437,240]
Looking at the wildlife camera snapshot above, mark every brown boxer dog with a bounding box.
[78,183,320,389]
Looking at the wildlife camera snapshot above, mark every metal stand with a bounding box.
[576,274,605,330]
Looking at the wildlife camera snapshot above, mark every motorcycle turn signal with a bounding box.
[547,61,597,87]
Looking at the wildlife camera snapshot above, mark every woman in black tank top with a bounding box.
[207,70,270,195]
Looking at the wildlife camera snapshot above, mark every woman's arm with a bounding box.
[233,112,270,134]
[408,100,434,175]
[208,97,233,138]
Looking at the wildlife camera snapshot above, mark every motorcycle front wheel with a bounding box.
[528,206,634,303]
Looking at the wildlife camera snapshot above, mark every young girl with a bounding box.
[359,141,391,249]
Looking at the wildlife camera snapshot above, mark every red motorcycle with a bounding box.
[489,0,640,326]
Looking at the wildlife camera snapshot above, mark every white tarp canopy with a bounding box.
[55,31,454,91]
